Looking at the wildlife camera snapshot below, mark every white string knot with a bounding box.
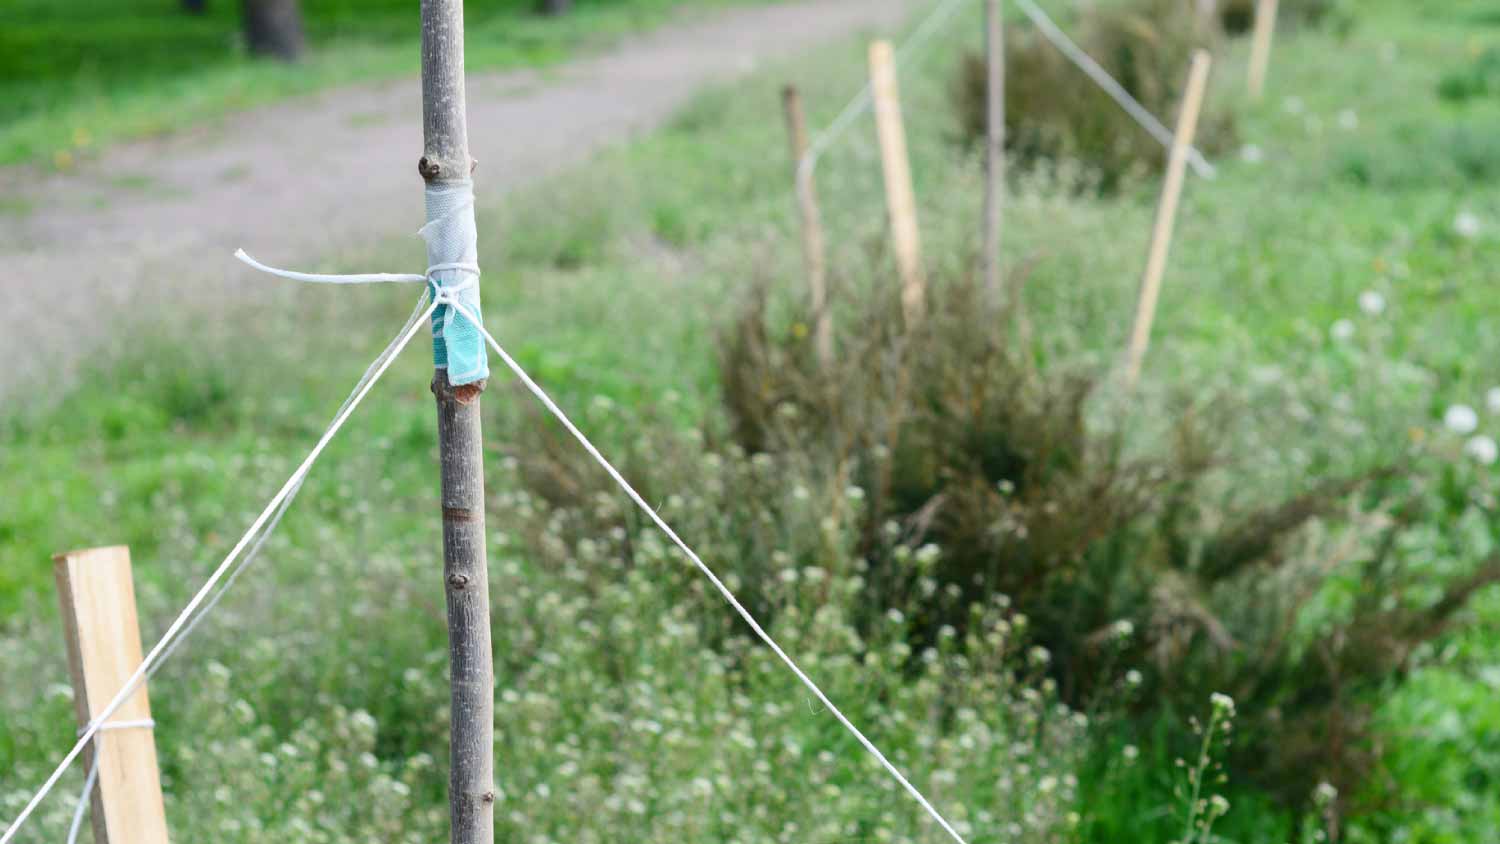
[67,719,157,844]
[233,179,489,385]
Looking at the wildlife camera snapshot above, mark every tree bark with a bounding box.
[243,0,305,61]
[420,2,494,844]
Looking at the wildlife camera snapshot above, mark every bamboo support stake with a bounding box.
[782,85,833,366]
[1247,0,1278,100]
[1124,50,1212,389]
[53,546,170,844]
[983,0,1005,302]
[868,40,926,327]
[419,1,495,842]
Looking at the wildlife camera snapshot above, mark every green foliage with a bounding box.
[1438,47,1500,103]
[952,0,1235,193]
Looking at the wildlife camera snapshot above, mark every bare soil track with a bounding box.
[0,0,917,399]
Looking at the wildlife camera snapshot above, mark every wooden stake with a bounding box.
[1124,50,1212,389]
[782,85,833,366]
[53,546,170,844]
[983,0,1005,302]
[1247,0,1278,100]
[868,40,926,327]
[419,1,495,842]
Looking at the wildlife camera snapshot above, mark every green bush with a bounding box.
[1218,0,1351,36]
[609,266,1500,823]
[953,0,1234,193]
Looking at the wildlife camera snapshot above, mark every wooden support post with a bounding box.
[868,40,926,327]
[983,0,1005,303]
[782,85,833,366]
[1247,0,1278,100]
[53,546,170,844]
[419,1,495,843]
[1124,50,1212,389]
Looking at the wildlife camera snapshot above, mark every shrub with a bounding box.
[953,0,1234,193]
[620,265,1500,821]
[1437,47,1500,103]
[1218,0,1351,36]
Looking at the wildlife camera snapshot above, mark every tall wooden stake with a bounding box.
[869,40,926,327]
[782,85,833,366]
[1124,50,1212,389]
[1248,0,1278,100]
[983,0,1005,302]
[54,546,170,844]
[419,1,495,842]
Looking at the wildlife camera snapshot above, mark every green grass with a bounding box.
[4,0,1500,841]
[0,0,770,168]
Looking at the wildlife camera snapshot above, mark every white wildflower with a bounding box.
[1358,290,1386,316]
[1445,404,1480,434]
[1210,794,1231,816]
[1240,144,1264,164]
[1330,319,1355,341]
[1337,109,1359,130]
[1487,388,1500,414]
[1455,211,1482,240]
[1122,744,1140,763]
[1466,435,1498,466]
[1124,669,1143,688]
[1210,692,1236,716]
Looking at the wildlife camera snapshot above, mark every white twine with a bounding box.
[0,302,435,844]
[65,719,155,844]
[1015,0,1217,179]
[800,0,975,179]
[230,195,972,842]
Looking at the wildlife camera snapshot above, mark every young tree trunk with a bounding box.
[539,0,574,15]
[419,2,495,844]
[243,0,305,61]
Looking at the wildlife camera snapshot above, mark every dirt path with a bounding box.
[0,0,916,399]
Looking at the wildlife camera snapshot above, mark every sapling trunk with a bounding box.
[419,1,496,843]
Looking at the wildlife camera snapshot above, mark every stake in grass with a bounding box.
[869,39,926,328]
[983,0,1005,303]
[782,84,833,366]
[1124,50,1212,388]
[1248,0,1279,100]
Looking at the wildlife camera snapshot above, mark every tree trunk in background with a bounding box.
[183,0,207,15]
[243,0,305,61]
[540,0,574,16]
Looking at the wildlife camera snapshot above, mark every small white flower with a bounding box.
[1240,144,1264,164]
[1337,109,1359,130]
[1330,319,1355,341]
[1122,744,1140,762]
[1455,211,1482,239]
[1028,646,1051,667]
[1210,692,1236,715]
[1313,781,1339,807]
[1486,388,1500,414]
[1124,669,1143,688]
[1112,619,1134,640]
[1210,794,1231,815]
[1445,404,1480,434]
[1358,290,1386,316]
[1466,435,1498,466]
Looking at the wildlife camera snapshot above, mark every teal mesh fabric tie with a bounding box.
[422,181,489,385]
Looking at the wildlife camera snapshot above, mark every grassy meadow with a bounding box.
[4,0,1500,841]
